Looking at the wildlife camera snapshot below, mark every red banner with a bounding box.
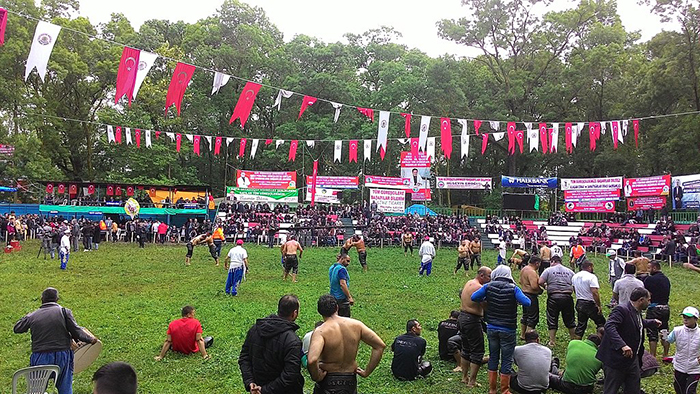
[627,196,666,211]
[57,184,65,194]
[623,175,671,197]
[305,176,359,189]
[126,186,134,196]
[236,170,297,189]
[565,201,616,213]
[411,189,432,201]
[564,190,621,202]
[69,184,77,195]
[164,62,196,116]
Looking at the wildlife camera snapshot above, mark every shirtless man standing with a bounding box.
[469,238,482,269]
[454,240,470,275]
[402,229,414,257]
[281,235,303,283]
[307,294,386,394]
[185,232,211,266]
[519,256,542,339]
[458,266,492,387]
[351,234,368,272]
[539,242,552,274]
[508,248,529,269]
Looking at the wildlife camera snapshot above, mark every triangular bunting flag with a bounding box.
[493,132,504,141]
[334,140,342,162]
[185,134,194,143]
[239,138,247,158]
[155,130,161,140]
[276,140,284,149]
[214,137,222,155]
[611,121,619,149]
[589,123,597,151]
[107,125,115,144]
[515,130,524,154]
[539,123,548,154]
[473,120,482,136]
[600,122,607,135]
[0,8,7,46]
[419,116,430,151]
[25,21,61,81]
[145,130,152,148]
[306,140,315,148]
[274,89,293,110]
[298,96,317,119]
[134,128,141,148]
[204,136,212,151]
[401,113,412,138]
[133,51,157,100]
[211,72,230,95]
[565,123,573,153]
[632,119,639,147]
[193,135,201,156]
[481,134,489,155]
[410,137,419,157]
[226,137,234,147]
[331,102,342,123]
[176,133,182,152]
[250,139,259,159]
[426,137,436,163]
[229,81,262,128]
[528,127,539,152]
[377,111,390,155]
[166,132,175,141]
[440,118,453,159]
[489,121,500,131]
[364,140,372,161]
[357,107,374,122]
[164,62,196,116]
[507,122,516,154]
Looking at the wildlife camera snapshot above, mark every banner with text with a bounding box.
[364,175,410,189]
[305,187,342,204]
[627,196,666,210]
[671,174,700,210]
[565,201,616,213]
[370,189,406,213]
[564,190,621,202]
[436,177,492,190]
[501,176,557,189]
[411,189,432,201]
[623,175,671,198]
[227,187,298,203]
[305,176,359,189]
[400,152,431,190]
[236,170,297,189]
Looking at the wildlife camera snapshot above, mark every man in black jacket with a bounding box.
[391,319,432,380]
[239,294,304,394]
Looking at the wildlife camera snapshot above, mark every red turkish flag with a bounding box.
[87,184,95,195]
[515,130,524,154]
[137,186,144,190]
[481,134,489,155]
[265,139,273,145]
[115,185,122,196]
[473,120,482,136]
[149,187,156,196]
[440,118,453,159]
[565,123,573,153]
[193,135,201,156]
[134,128,141,148]
[310,159,318,206]
[507,122,516,154]
[114,46,140,106]
[0,8,7,46]
[357,107,374,122]
[539,123,549,154]
[229,82,261,128]
[298,96,317,119]
[176,133,182,152]
[214,137,222,155]
[126,186,134,196]
[57,184,65,194]
[288,140,299,161]
[632,119,639,148]
[106,185,114,196]
[69,184,77,195]
[115,126,122,144]
[379,145,387,160]
[401,113,412,138]
[164,62,196,117]
[239,138,247,158]
[612,121,619,150]
[349,140,358,163]
[155,130,161,139]
[410,137,419,157]
[46,183,54,193]
[589,123,597,151]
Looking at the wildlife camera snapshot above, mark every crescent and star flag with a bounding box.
[410,137,420,157]
[349,140,358,163]
[126,186,134,196]
[133,50,157,100]
[550,123,559,153]
[239,138,247,158]
[311,160,319,207]
[145,130,152,148]
[87,184,95,195]
[69,184,77,195]
[115,126,122,144]
[481,134,489,155]
[539,123,549,153]
[214,137,222,155]
[427,137,436,163]
[334,140,342,162]
[114,46,140,106]
[418,116,430,152]
[565,123,573,153]
[274,89,293,110]
[115,186,122,196]
[331,102,343,122]
[288,140,298,161]
[46,183,53,193]
[211,71,230,95]
[633,119,639,147]
[164,62,196,117]
[149,187,156,196]
[507,122,516,154]
[107,125,115,143]
[134,129,141,148]
[357,107,374,122]
[125,128,132,145]
[298,96,317,119]
[0,8,7,46]
[458,119,469,158]
[155,130,161,139]
[473,120,482,136]
[57,184,65,194]
[589,123,597,151]
[515,130,524,153]
[612,121,620,149]
[377,111,390,158]
[176,133,182,152]
[25,21,62,81]
[251,139,259,159]
[106,185,114,196]
[193,135,201,156]
[440,118,453,159]
[401,113,412,138]
[229,82,262,128]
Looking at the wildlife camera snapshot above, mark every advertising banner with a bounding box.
[411,189,432,201]
[400,151,431,189]
[305,187,341,204]
[435,177,492,190]
[227,186,298,203]
[364,175,410,189]
[305,176,359,189]
[501,176,557,189]
[564,189,621,202]
[627,196,666,211]
[370,189,405,213]
[235,170,297,189]
[671,174,700,209]
[0,144,14,156]
[623,175,671,197]
[565,201,616,213]
[560,177,622,191]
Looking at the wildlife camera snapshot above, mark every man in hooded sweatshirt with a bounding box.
[239,294,304,394]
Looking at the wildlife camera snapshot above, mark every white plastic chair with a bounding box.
[12,365,60,394]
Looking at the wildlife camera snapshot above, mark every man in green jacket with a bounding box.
[548,334,603,394]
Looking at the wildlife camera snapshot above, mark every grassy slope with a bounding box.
[0,241,692,393]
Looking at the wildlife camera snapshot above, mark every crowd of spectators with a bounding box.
[42,194,208,209]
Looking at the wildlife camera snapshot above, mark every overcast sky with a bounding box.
[76,0,674,58]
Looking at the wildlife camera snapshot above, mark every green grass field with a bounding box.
[1,240,695,393]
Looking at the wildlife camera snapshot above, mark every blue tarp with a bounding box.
[0,186,17,192]
[404,204,437,216]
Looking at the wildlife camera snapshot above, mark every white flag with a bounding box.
[145,130,152,148]
[419,116,431,151]
[489,121,500,131]
[125,128,133,145]
[211,72,230,95]
[614,121,624,143]
[276,140,284,149]
[458,119,469,158]
[107,125,115,144]
[364,140,372,161]
[185,134,193,143]
[25,21,62,81]
[528,128,539,152]
[331,102,343,123]
[398,138,409,145]
[377,111,390,152]
[204,136,212,151]
[166,132,175,141]
[427,137,436,163]
[133,51,158,100]
[274,89,294,110]
[550,123,559,153]
[306,140,315,148]
[226,137,234,146]
[525,123,533,133]
[493,132,504,141]
[622,120,629,136]
[251,139,259,159]
[574,122,585,147]
[334,140,342,162]
[600,122,607,135]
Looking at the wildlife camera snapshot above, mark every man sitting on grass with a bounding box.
[155,306,211,361]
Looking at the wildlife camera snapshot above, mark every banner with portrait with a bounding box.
[435,177,491,190]
[400,151,431,191]
[623,175,671,197]
[305,187,342,204]
[235,170,296,190]
[671,174,700,210]
[227,186,298,203]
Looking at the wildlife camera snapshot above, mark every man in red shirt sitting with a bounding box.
[154,306,212,360]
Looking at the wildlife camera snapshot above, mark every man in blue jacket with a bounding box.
[329,254,353,317]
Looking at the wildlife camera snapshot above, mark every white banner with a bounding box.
[377,111,390,152]
[436,177,491,190]
[560,177,623,191]
[25,21,62,81]
[305,186,342,204]
[419,116,430,151]
[370,189,405,213]
[211,71,230,95]
[133,50,158,100]
[334,140,342,162]
[107,125,115,144]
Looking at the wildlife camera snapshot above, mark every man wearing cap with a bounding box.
[607,250,626,307]
[224,239,248,296]
[419,236,436,276]
[644,260,671,358]
[667,306,700,394]
[59,229,71,270]
[14,287,98,394]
